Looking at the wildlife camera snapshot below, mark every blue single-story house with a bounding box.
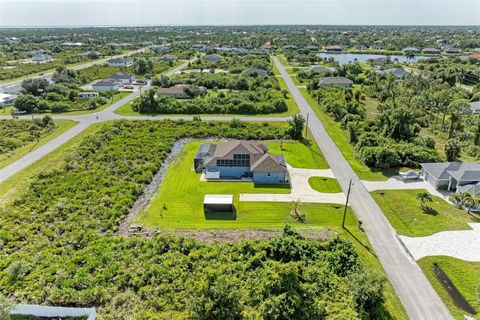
[194,140,289,184]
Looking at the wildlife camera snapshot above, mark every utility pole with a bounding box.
[342,179,353,228]
[304,113,309,140]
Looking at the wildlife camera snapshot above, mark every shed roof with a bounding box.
[204,194,233,205]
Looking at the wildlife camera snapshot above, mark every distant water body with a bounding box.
[315,52,431,64]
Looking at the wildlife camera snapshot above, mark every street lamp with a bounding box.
[342,179,354,228]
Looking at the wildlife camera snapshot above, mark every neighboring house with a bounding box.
[203,54,221,63]
[282,45,297,51]
[242,67,268,77]
[157,84,206,99]
[159,54,178,62]
[324,45,343,52]
[422,48,441,54]
[78,51,101,58]
[402,47,420,53]
[152,46,171,53]
[470,101,480,114]
[354,44,367,50]
[367,57,388,68]
[32,54,53,62]
[304,45,318,51]
[445,47,463,54]
[78,92,99,99]
[92,79,120,91]
[420,162,480,190]
[261,42,272,50]
[376,67,411,79]
[109,72,135,85]
[254,48,270,54]
[0,93,17,107]
[195,140,289,184]
[317,77,353,88]
[107,58,133,67]
[305,65,333,74]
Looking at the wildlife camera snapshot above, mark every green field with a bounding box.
[308,177,342,193]
[372,189,479,236]
[0,119,78,170]
[418,256,480,319]
[268,140,328,169]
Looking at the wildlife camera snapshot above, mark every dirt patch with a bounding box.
[433,263,477,315]
[129,227,337,244]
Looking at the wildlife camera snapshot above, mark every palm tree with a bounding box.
[290,201,305,223]
[416,191,433,212]
[461,192,479,214]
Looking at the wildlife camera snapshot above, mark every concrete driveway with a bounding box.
[240,165,345,204]
[363,176,447,199]
[400,223,480,262]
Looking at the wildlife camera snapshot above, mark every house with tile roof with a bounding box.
[194,140,289,184]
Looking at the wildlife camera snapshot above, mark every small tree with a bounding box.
[445,139,461,161]
[288,113,305,140]
[461,192,479,214]
[290,201,305,223]
[416,191,433,212]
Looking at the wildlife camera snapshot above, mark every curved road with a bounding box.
[272,56,452,320]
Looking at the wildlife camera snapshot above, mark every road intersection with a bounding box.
[0,56,454,319]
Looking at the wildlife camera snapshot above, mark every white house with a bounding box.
[78,92,100,99]
[0,93,17,107]
[92,80,120,92]
[107,58,133,67]
[32,54,53,63]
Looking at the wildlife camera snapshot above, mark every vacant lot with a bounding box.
[372,189,479,236]
[418,256,480,319]
[0,119,78,169]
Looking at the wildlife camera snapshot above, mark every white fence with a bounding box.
[11,304,96,319]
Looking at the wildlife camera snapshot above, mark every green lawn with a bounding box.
[418,256,480,319]
[372,189,479,236]
[299,87,397,181]
[308,177,342,193]
[267,140,328,169]
[0,120,78,170]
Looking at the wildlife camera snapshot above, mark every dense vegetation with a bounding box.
[190,52,271,72]
[0,120,388,319]
[13,76,125,114]
[134,72,289,115]
[0,117,56,161]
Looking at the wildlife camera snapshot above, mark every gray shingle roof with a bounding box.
[250,154,287,173]
[318,77,353,86]
[242,67,268,77]
[421,162,480,181]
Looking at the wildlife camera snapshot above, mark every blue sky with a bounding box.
[0,0,479,27]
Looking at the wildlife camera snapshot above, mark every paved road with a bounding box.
[272,56,453,320]
[0,47,148,89]
[0,58,291,183]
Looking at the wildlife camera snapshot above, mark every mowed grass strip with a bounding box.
[267,140,328,169]
[0,120,78,170]
[298,87,398,181]
[136,139,329,229]
[418,256,480,319]
[308,177,342,193]
[372,189,479,236]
